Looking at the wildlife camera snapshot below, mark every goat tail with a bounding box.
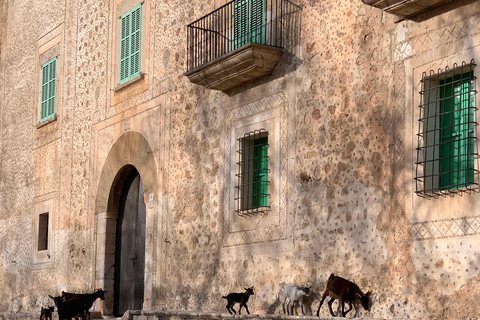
[328,273,335,280]
[222,296,228,299]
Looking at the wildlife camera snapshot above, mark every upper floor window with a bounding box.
[119,4,141,84]
[233,0,265,49]
[235,129,270,215]
[415,61,479,197]
[40,58,56,122]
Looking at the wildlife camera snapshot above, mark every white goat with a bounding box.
[282,284,311,315]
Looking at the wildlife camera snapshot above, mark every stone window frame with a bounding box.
[113,0,148,91]
[35,36,62,128]
[223,93,288,247]
[33,198,54,267]
[406,48,480,226]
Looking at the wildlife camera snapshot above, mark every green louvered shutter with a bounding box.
[120,4,141,84]
[40,58,57,122]
[439,72,475,189]
[233,0,265,50]
[252,136,268,208]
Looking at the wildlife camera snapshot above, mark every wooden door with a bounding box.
[114,169,146,316]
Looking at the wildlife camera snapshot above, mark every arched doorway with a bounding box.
[114,168,146,316]
[95,131,158,315]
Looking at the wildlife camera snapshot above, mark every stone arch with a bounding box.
[94,131,158,315]
[96,131,158,215]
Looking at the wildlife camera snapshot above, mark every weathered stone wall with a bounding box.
[1,0,480,319]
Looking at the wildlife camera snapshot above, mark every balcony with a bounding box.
[362,0,454,19]
[185,0,301,92]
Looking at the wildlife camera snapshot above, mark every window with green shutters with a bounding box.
[235,129,270,215]
[233,0,265,49]
[120,4,141,84]
[439,72,475,189]
[40,58,57,122]
[415,61,479,197]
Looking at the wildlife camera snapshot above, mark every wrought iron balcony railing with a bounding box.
[186,0,301,72]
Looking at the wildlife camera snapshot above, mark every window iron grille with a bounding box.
[235,129,271,216]
[415,60,480,198]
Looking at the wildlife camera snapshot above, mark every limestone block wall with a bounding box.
[1,0,480,319]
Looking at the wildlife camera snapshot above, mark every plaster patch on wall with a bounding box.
[1,215,32,272]
[410,237,480,294]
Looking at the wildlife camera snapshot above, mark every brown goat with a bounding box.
[316,274,373,318]
[222,287,254,315]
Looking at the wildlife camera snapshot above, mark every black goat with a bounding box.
[60,289,107,320]
[49,289,106,320]
[39,306,54,320]
[49,295,87,320]
[222,287,254,315]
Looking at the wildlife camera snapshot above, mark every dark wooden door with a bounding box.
[114,169,146,316]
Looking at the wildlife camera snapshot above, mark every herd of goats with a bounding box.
[41,274,374,320]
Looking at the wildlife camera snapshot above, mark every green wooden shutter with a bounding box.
[439,72,474,189]
[40,58,57,122]
[120,4,141,84]
[233,0,265,49]
[252,137,268,208]
[234,0,248,49]
[250,0,265,44]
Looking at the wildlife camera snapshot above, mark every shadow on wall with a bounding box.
[406,0,479,22]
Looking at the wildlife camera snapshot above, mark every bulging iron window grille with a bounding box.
[415,60,480,197]
[235,129,271,216]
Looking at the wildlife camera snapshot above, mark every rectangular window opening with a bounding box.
[235,129,270,216]
[119,4,142,84]
[40,58,57,122]
[38,213,49,251]
[415,60,480,197]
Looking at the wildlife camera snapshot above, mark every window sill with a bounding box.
[114,73,145,92]
[36,115,57,129]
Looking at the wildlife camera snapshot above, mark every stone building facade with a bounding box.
[1,0,480,319]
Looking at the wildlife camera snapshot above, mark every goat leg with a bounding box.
[343,301,353,317]
[327,297,336,316]
[316,290,329,316]
[226,302,234,314]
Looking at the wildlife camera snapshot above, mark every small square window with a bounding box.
[235,129,270,215]
[415,61,479,197]
[38,213,49,251]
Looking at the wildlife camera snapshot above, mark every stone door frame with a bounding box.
[94,131,158,315]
